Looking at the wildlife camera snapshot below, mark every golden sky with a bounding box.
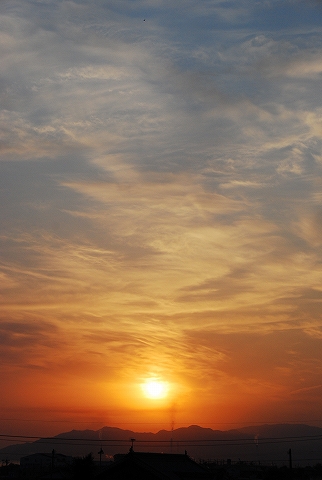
[1,0,322,439]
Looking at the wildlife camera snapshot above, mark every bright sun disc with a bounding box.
[142,380,168,399]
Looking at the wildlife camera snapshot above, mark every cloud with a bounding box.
[1,0,322,431]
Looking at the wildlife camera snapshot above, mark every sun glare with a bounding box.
[142,379,169,399]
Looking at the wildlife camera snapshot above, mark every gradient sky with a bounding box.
[1,0,322,440]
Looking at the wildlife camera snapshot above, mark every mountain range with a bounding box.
[1,424,322,467]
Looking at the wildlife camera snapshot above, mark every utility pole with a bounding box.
[130,438,136,452]
[51,449,55,479]
[288,448,293,477]
[170,421,174,453]
[98,448,104,470]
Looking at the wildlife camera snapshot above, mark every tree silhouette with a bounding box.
[73,453,95,480]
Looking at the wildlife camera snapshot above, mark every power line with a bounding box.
[1,418,322,425]
[1,433,322,447]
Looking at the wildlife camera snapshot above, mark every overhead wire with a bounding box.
[1,432,322,447]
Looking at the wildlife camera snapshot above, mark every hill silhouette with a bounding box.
[1,424,322,466]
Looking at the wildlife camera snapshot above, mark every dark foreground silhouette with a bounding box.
[1,423,322,468]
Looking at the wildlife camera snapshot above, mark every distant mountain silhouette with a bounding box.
[1,424,322,466]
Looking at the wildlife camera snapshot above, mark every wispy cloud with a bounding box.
[1,0,322,432]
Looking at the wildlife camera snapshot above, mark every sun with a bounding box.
[142,379,169,399]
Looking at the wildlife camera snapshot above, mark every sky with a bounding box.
[1,0,322,442]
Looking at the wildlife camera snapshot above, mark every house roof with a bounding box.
[20,452,73,463]
[96,451,214,480]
